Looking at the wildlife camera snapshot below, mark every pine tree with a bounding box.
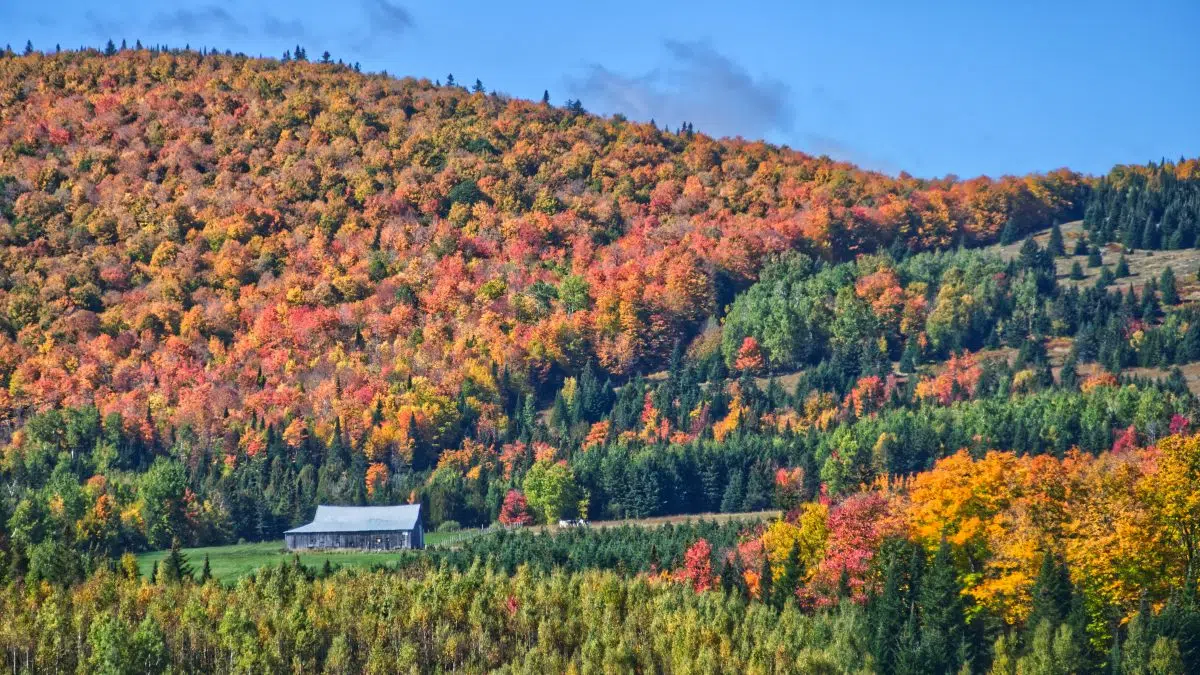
[720,469,745,513]
[1073,233,1089,256]
[199,554,212,583]
[149,560,158,584]
[1070,261,1085,280]
[774,541,804,608]
[1000,219,1020,245]
[872,554,908,672]
[1059,350,1079,390]
[1115,255,1130,278]
[919,540,964,674]
[1048,222,1065,256]
[1161,266,1179,305]
[1028,551,1072,630]
[757,552,773,604]
[1087,246,1103,268]
[159,538,192,583]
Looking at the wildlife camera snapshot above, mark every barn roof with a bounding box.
[285,504,422,534]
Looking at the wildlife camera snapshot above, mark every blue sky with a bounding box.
[4,0,1198,178]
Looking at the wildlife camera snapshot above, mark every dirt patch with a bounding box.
[986,220,1200,297]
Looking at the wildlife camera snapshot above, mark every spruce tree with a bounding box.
[774,541,803,608]
[757,553,773,605]
[1028,551,1072,630]
[1048,221,1065,256]
[1161,266,1179,305]
[872,554,908,673]
[1070,261,1085,280]
[159,538,192,583]
[1000,219,1019,245]
[1073,234,1089,256]
[720,469,745,513]
[1115,255,1130,278]
[919,540,964,674]
[1059,350,1079,390]
[199,554,212,584]
[1087,246,1103,268]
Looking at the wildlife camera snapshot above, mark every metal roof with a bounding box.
[285,504,422,534]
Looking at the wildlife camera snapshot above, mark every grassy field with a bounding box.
[134,528,486,583]
[135,511,778,583]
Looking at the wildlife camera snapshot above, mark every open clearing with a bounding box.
[136,510,778,582]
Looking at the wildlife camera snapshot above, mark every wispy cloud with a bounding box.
[150,6,248,37]
[262,15,310,42]
[567,40,793,140]
[363,0,414,34]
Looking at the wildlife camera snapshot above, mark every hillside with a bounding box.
[0,48,1088,456]
[5,46,1200,673]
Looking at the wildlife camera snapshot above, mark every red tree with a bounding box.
[677,538,715,592]
[498,489,534,526]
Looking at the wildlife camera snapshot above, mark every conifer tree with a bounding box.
[1000,219,1020,245]
[159,538,192,583]
[199,554,212,584]
[1161,266,1179,305]
[1115,255,1130,278]
[919,540,964,674]
[775,540,803,608]
[1048,221,1065,256]
[1070,261,1085,280]
[1073,234,1089,256]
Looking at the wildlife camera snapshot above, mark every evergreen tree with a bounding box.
[720,469,745,513]
[1088,246,1103,268]
[159,538,193,583]
[1073,234,1090,256]
[919,540,964,674]
[872,553,908,673]
[1161,266,1179,305]
[1115,255,1130,278]
[1028,551,1072,629]
[757,552,773,604]
[1059,350,1079,390]
[199,554,212,583]
[774,541,804,608]
[1070,261,1085,280]
[1000,219,1020,245]
[1048,221,1065,256]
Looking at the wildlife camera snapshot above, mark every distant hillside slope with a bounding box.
[0,48,1088,451]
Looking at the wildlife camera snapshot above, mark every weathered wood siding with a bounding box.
[284,526,423,551]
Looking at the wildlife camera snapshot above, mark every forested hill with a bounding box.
[0,47,1089,450]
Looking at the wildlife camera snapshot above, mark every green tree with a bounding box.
[1048,222,1065,256]
[1161,266,1179,305]
[559,274,591,314]
[919,540,964,674]
[1115,255,1130,278]
[523,460,584,523]
[159,539,192,584]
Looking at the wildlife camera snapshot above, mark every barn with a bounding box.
[284,504,425,551]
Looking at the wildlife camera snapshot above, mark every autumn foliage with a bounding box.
[0,48,1087,464]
